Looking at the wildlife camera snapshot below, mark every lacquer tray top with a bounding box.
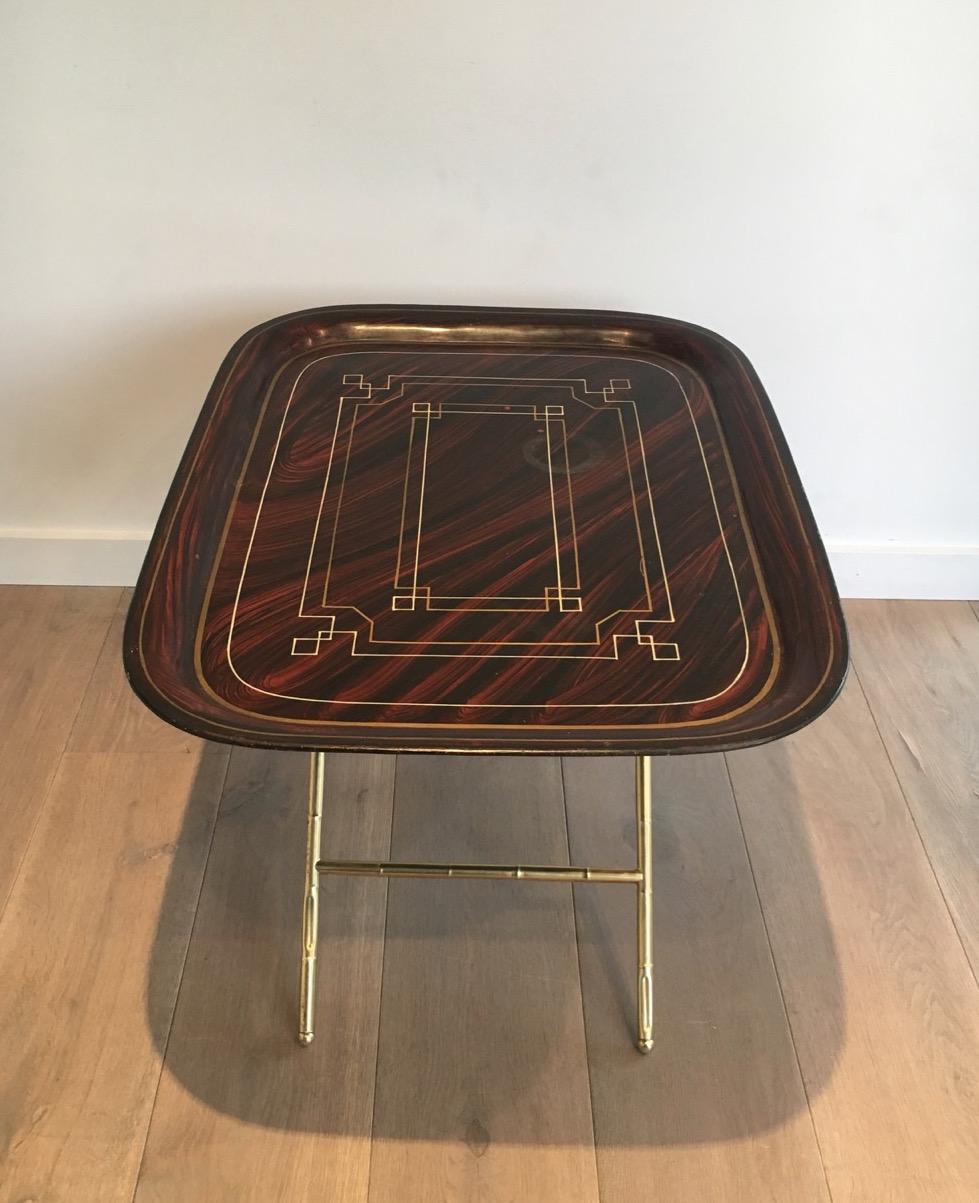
[124,305,847,754]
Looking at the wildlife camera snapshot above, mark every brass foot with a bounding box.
[637,967,654,1053]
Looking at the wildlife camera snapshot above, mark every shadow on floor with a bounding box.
[146,744,843,1146]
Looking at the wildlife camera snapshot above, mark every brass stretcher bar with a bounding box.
[316,861,643,883]
[299,751,655,1053]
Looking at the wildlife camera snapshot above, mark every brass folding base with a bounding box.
[298,752,655,1053]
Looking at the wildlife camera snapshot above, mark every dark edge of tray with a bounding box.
[123,303,848,755]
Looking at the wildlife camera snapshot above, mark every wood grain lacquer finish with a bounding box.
[124,306,846,753]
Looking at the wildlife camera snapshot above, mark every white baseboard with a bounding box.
[824,542,979,600]
[0,530,151,587]
[1,530,978,600]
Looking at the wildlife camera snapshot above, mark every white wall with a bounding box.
[2,1,978,596]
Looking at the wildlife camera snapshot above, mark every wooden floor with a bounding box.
[1,589,978,1202]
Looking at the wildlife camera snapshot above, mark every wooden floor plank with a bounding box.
[0,586,229,1203]
[68,590,200,757]
[564,754,829,1203]
[727,674,979,1202]
[845,599,979,978]
[367,754,600,1203]
[0,584,120,914]
[6,596,979,1201]
[0,747,227,1203]
[133,749,395,1203]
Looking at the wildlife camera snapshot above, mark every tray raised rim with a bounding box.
[124,304,848,755]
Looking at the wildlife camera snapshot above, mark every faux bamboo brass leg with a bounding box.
[298,751,325,1046]
[636,754,654,1053]
[294,750,653,1053]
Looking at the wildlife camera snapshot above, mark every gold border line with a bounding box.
[298,399,346,614]
[218,352,764,712]
[179,347,782,730]
[623,399,676,622]
[225,355,740,703]
[400,405,562,611]
[247,374,672,649]
[393,412,418,588]
[133,333,829,741]
[280,377,662,638]
[304,384,648,624]
[556,417,582,589]
[543,409,564,601]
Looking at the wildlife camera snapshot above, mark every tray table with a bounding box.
[125,305,847,1052]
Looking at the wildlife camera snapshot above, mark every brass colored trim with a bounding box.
[297,751,325,1046]
[132,314,844,750]
[225,357,747,702]
[316,859,643,884]
[636,754,654,1053]
[298,751,656,1055]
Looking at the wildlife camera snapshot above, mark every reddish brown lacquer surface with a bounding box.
[124,306,847,754]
